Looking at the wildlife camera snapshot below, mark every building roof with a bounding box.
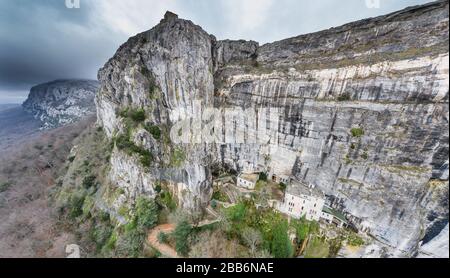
[322,206,347,222]
[239,173,259,183]
[286,180,324,199]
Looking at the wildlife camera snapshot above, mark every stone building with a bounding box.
[278,181,325,221]
[237,173,259,190]
[270,172,290,184]
[241,160,264,174]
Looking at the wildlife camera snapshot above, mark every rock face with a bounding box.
[23,80,99,129]
[417,223,449,258]
[96,1,449,257]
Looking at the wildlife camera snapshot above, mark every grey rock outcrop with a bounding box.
[417,223,449,258]
[96,2,449,257]
[23,79,99,129]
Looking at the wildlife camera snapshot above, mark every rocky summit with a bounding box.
[23,79,99,129]
[95,1,449,257]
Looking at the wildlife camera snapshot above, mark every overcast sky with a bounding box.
[0,0,434,103]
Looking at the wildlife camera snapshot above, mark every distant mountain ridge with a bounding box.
[0,104,20,112]
[23,79,99,129]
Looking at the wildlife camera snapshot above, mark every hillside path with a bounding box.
[147,224,179,258]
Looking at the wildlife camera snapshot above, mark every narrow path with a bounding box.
[214,201,236,209]
[147,224,179,258]
[197,219,220,227]
[205,205,220,218]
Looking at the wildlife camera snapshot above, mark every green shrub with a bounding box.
[227,203,247,222]
[361,152,369,160]
[116,228,146,258]
[99,211,111,222]
[90,222,114,251]
[328,237,343,258]
[148,81,160,100]
[119,108,130,118]
[170,147,186,167]
[174,220,192,256]
[304,237,330,258]
[149,83,156,97]
[259,210,285,240]
[118,205,129,218]
[130,109,146,123]
[212,190,229,202]
[308,221,320,235]
[337,94,351,101]
[347,233,365,246]
[157,232,168,244]
[82,175,97,189]
[115,135,153,168]
[279,182,287,191]
[258,172,268,182]
[0,182,12,193]
[82,196,95,218]
[135,197,158,230]
[291,217,320,245]
[291,217,310,242]
[351,128,364,137]
[139,150,153,168]
[69,193,86,219]
[145,125,161,140]
[103,231,118,253]
[115,135,134,150]
[344,155,352,165]
[255,180,267,191]
[271,220,293,258]
[118,108,146,123]
[160,191,177,211]
[154,183,162,193]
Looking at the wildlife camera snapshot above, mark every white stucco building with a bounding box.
[278,181,325,221]
[237,173,259,190]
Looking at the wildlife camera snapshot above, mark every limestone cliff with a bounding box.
[23,79,99,129]
[96,1,449,257]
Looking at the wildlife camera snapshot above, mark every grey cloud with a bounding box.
[0,0,433,103]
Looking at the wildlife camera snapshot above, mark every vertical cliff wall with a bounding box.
[96,1,449,257]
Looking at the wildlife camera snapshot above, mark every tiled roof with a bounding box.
[239,173,259,183]
[286,180,324,199]
[322,206,347,222]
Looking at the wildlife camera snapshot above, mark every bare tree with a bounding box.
[189,230,243,258]
[254,249,273,258]
[242,227,262,256]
